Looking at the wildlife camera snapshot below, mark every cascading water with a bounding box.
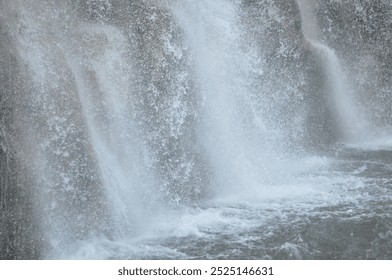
[311,42,368,140]
[298,0,369,141]
[1,0,392,259]
[170,0,275,198]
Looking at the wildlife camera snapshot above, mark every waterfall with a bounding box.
[298,0,369,142]
[1,0,392,260]
[311,42,369,141]
[0,0,161,256]
[170,0,267,197]
[65,23,160,238]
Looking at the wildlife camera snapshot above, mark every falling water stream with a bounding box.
[1,0,392,259]
[298,0,369,141]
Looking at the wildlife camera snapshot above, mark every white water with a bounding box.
[1,0,392,259]
[10,1,161,253]
[298,0,369,142]
[65,23,160,238]
[311,42,369,141]
[171,0,269,198]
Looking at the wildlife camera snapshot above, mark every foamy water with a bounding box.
[55,145,392,259]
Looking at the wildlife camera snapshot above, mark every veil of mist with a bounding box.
[1,0,392,259]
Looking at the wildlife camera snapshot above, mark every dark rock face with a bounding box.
[0,7,41,258]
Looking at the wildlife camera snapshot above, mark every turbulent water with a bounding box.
[1,0,392,259]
